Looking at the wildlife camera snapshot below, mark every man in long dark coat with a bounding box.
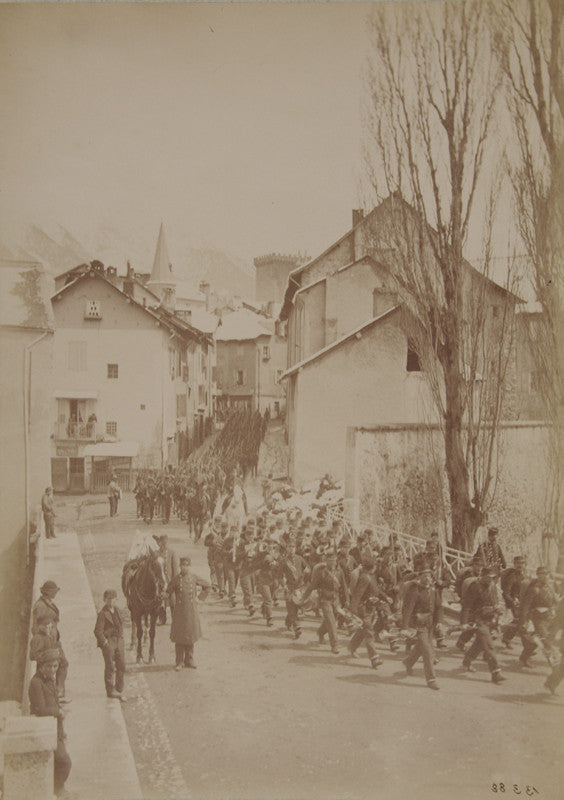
[168,556,210,670]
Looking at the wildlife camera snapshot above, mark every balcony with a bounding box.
[55,421,97,441]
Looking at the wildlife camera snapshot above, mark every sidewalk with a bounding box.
[41,530,142,800]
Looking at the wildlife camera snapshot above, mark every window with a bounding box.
[492,305,499,318]
[68,341,87,371]
[84,300,101,319]
[140,404,146,410]
[406,340,422,372]
[182,364,189,383]
[107,363,118,379]
[176,394,187,417]
[236,370,245,386]
[198,385,205,405]
[276,369,284,383]
[106,421,117,436]
[262,345,271,360]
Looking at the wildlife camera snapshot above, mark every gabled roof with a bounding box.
[51,268,212,345]
[280,306,401,379]
[279,195,523,321]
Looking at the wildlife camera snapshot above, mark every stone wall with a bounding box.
[347,421,553,565]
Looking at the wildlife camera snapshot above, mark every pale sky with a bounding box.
[0,2,372,268]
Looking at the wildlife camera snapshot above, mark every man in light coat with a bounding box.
[168,556,210,670]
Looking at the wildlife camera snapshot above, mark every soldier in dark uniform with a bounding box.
[281,540,308,639]
[301,550,349,654]
[461,567,506,683]
[94,589,126,699]
[348,555,384,668]
[255,539,279,626]
[203,515,222,591]
[401,567,441,690]
[236,527,257,616]
[500,555,528,648]
[28,648,72,797]
[544,597,564,695]
[474,526,507,574]
[455,556,483,651]
[41,487,56,539]
[519,566,557,667]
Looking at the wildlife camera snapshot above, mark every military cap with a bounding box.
[103,589,117,600]
[180,556,191,565]
[481,566,497,577]
[40,580,60,594]
[487,526,499,536]
[514,555,526,564]
[536,566,549,576]
[37,648,60,664]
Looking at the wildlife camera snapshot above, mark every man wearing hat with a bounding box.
[474,526,507,574]
[401,567,441,690]
[461,568,506,683]
[29,647,72,796]
[32,581,69,702]
[41,486,56,539]
[168,556,210,669]
[500,556,528,648]
[348,556,384,668]
[94,589,126,699]
[301,550,348,654]
[518,566,557,667]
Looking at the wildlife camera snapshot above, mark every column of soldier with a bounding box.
[200,514,564,694]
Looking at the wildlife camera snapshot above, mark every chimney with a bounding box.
[352,209,364,227]
[199,280,210,311]
[161,286,176,313]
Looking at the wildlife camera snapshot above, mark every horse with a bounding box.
[122,552,166,664]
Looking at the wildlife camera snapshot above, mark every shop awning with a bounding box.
[54,389,98,399]
[83,442,139,457]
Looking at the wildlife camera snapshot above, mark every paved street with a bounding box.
[55,491,563,800]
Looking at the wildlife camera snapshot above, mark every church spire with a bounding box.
[150,221,173,284]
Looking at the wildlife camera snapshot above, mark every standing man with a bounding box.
[168,556,210,670]
[28,648,72,797]
[474,526,507,574]
[107,476,121,517]
[42,486,56,539]
[32,581,69,702]
[94,589,126,700]
[401,567,441,690]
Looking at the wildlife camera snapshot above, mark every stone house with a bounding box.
[279,196,529,490]
[50,266,214,492]
[215,308,287,418]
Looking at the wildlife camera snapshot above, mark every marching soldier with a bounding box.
[280,540,308,639]
[301,549,349,654]
[348,555,384,669]
[474,526,507,574]
[519,566,557,668]
[500,555,528,649]
[236,527,257,616]
[461,567,506,683]
[401,566,441,690]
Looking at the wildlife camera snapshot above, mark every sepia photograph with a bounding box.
[0,1,562,799]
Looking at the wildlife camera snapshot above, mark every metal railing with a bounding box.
[55,421,96,440]
[325,504,469,579]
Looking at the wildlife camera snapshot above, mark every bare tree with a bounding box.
[494,0,564,564]
[362,1,519,551]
